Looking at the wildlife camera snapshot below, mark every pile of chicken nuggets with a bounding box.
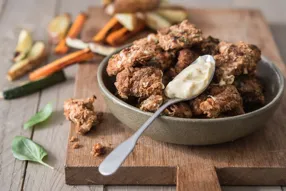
[106,20,265,118]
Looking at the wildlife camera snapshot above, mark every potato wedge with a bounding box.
[8,41,46,81]
[114,0,160,13]
[48,13,71,44]
[89,43,117,56]
[66,37,89,49]
[156,6,188,23]
[115,13,138,31]
[13,29,33,62]
[66,37,117,56]
[145,12,171,30]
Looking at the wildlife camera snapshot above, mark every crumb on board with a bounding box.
[91,143,106,157]
[72,142,80,149]
[69,136,78,142]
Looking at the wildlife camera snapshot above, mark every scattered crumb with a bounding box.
[72,142,80,149]
[91,143,105,157]
[69,136,78,142]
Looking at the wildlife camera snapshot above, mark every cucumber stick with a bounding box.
[1,70,66,100]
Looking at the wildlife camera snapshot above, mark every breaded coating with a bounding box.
[149,50,176,70]
[64,96,102,134]
[158,20,203,51]
[164,102,192,118]
[139,95,164,112]
[115,66,164,99]
[190,94,208,116]
[167,49,199,78]
[199,85,244,118]
[91,143,105,157]
[215,41,261,85]
[197,36,220,55]
[235,76,265,105]
[107,34,174,76]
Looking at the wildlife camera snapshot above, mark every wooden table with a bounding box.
[0,0,285,191]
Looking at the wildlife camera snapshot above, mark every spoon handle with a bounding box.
[98,99,180,176]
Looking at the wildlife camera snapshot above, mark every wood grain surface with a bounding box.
[65,7,286,191]
[0,0,286,191]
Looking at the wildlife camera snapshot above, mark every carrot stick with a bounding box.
[106,22,145,46]
[54,12,87,54]
[29,48,92,81]
[92,17,120,43]
[80,51,95,61]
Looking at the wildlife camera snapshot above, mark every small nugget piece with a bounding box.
[64,96,101,134]
[235,76,265,105]
[215,41,261,85]
[107,34,170,76]
[69,136,78,142]
[72,142,80,149]
[166,49,198,79]
[91,143,105,157]
[164,102,192,118]
[139,95,164,112]
[199,85,244,118]
[158,20,203,51]
[189,94,208,116]
[197,36,220,55]
[115,66,164,99]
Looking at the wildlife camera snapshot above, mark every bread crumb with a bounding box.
[69,136,78,142]
[91,143,105,156]
[72,142,80,149]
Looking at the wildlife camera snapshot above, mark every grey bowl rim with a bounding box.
[97,45,285,123]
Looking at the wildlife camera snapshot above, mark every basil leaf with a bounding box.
[12,136,53,169]
[24,103,53,129]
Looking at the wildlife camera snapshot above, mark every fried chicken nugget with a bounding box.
[107,34,174,76]
[197,36,220,55]
[115,66,164,99]
[158,20,203,51]
[164,102,193,118]
[214,41,261,85]
[64,96,102,134]
[166,49,199,79]
[199,85,244,118]
[235,75,265,105]
[139,95,164,112]
[190,85,244,118]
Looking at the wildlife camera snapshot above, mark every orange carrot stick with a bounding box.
[30,48,92,81]
[106,22,145,46]
[80,51,95,62]
[92,17,120,43]
[55,12,87,54]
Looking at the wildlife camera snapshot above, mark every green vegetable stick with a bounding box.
[12,136,54,169]
[24,103,53,129]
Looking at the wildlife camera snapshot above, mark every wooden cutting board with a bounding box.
[65,7,286,191]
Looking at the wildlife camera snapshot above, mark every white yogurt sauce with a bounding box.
[165,55,215,99]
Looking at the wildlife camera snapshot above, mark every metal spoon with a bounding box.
[99,55,215,176]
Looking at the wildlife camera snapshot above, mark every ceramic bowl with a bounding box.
[97,48,284,145]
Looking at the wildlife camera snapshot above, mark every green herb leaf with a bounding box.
[12,136,54,169]
[24,103,53,129]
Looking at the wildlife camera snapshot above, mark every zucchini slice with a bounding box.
[1,70,66,100]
